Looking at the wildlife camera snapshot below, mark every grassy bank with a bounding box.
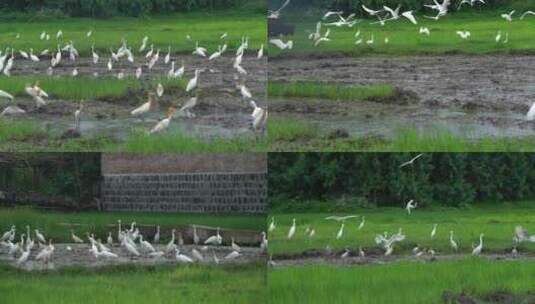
[0,207,264,243]
[268,203,535,255]
[269,259,535,304]
[269,11,535,56]
[0,263,265,304]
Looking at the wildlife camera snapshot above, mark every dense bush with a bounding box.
[269,153,535,207]
[0,153,101,208]
[0,0,264,18]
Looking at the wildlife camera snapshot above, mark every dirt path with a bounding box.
[0,243,265,271]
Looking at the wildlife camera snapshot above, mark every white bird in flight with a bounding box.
[399,153,424,168]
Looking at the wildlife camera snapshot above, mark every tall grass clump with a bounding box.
[269,82,394,101]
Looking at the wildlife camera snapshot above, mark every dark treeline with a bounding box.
[0,153,101,209]
[269,153,535,208]
[270,0,523,15]
[0,0,264,18]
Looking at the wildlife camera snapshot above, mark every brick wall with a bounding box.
[100,154,267,214]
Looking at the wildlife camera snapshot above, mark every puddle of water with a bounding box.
[38,112,255,140]
[276,99,534,140]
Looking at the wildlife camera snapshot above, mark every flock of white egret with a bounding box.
[0,221,268,267]
[0,29,268,137]
[268,154,535,260]
[269,0,535,48]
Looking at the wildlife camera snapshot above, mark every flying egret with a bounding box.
[501,10,515,22]
[400,153,424,168]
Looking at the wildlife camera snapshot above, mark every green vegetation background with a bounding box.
[269,153,535,209]
[0,0,265,18]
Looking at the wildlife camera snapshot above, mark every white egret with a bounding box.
[149,107,176,135]
[472,233,484,256]
[204,227,222,246]
[288,218,296,239]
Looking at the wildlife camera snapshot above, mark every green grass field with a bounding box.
[0,207,265,243]
[0,11,265,56]
[0,263,265,304]
[270,11,535,56]
[268,202,535,256]
[269,259,535,304]
[268,122,535,152]
[269,82,394,102]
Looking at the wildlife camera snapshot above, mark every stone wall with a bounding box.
[101,154,267,213]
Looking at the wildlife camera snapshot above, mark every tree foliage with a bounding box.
[269,0,524,15]
[269,153,535,207]
[0,153,101,208]
[0,0,262,18]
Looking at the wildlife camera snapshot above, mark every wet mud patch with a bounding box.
[1,54,266,146]
[442,290,535,304]
[271,249,535,267]
[269,54,535,140]
[0,243,265,271]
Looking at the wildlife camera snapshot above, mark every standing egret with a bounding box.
[336,222,345,240]
[175,249,193,263]
[449,231,458,252]
[149,107,176,134]
[153,226,160,244]
[204,227,222,246]
[472,233,484,256]
[268,217,276,232]
[288,218,296,239]
[186,69,200,92]
[166,229,176,253]
[431,224,438,239]
[358,216,365,230]
[406,200,417,215]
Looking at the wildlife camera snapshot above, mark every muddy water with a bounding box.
[272,99,535,140]
[271,253,535,268]
[270,55,535,139]
[0,243,265,271]
[1,54,266,142]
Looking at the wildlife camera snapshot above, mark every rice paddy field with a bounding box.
[268,203,535,256]
[268,202,535,303]
[269,259,535,304]
[0,10,267,152]
[0,262,266,304]
[1,12,265,55]
[268,8,535,152]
